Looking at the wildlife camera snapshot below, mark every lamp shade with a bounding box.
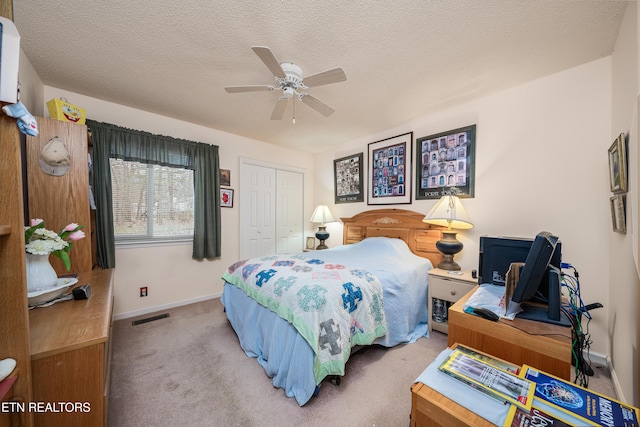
[309,204,336,225]
[423,195,473,230]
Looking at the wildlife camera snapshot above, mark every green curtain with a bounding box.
[89,121,116,269]
[87,119,221,267]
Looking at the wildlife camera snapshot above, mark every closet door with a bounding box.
[276,169,304,254]
[240,164,276,258]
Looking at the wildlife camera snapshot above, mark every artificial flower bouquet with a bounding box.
[24,218,85,271]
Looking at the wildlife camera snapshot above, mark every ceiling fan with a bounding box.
[224,46,347,122]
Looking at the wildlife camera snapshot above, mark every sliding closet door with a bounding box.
[240,164,276,259]
[276,169,304,254]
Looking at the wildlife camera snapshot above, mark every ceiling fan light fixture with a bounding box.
[282,87,295,99]
[279,62,303,87]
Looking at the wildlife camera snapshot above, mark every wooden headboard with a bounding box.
[341,209,444,267]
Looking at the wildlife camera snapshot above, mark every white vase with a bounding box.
[25,253,58,293]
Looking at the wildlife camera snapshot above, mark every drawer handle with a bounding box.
[450,290,457,296]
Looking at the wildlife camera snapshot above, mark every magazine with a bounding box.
[439,349,534,410]
[521,365,640,427]
[504,403,573,427]
[438,360,510,405]
[452,343,520,374]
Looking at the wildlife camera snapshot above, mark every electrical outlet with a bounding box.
[140,286,148,297]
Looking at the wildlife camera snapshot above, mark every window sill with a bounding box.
[115,238,192,249]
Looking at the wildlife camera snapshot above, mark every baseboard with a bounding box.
[584,350,626,403]
[113,292,222,321]
[609,362,626,403]
[584,349,607,368]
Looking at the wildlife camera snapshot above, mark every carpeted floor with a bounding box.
[107,298,616,427]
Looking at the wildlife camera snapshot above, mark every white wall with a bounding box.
[17,50,43,115]
[38,87,315,319]
[315,58,612,358]
[609,0,638,405]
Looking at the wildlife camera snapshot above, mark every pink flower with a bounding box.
[68,230,86,241]
[64,223,80,231]
[30,218,44,226]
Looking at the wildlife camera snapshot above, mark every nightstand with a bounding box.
[427,268,476,334]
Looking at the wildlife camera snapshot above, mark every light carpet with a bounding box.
[107,298,615,427]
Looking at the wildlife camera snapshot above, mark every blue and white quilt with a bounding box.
[222,254,387,384]
[221,237,433,405]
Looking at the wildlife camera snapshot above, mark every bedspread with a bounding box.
[222,254,387,383]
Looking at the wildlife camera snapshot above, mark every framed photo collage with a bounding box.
[334,125,476,205]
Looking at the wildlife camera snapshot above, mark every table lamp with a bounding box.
[309,204,335,250]
[423,195,473,271]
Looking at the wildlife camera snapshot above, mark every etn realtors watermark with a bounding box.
[1,401,91,413]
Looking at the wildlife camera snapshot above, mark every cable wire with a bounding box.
[560,264,594,387]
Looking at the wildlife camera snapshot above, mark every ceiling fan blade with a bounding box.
[303,67,347,87]
[225,85,275,93]
[252,46,286,78]
[271,98,288,120]
[300,94,335,117]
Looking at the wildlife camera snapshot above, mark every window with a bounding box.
[110,158,194,242]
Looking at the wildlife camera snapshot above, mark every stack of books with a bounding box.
[439,345,639,426]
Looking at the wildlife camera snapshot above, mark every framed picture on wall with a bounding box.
[220,169,231,186]
[610,194,626,233]
[220,188,234,208]
[415,124,476,200]
[334,152,364,204]
[367,132,412,205]
[608,133,627,194]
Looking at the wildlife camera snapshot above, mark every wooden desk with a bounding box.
[410,382,495,427]
[29,269,113,427]
[447,286,572,380]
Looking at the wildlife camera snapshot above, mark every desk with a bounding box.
[30,269,113,427]
[410,382,495,427]
[448,286,572,380]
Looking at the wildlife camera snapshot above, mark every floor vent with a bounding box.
[132,313,170,326]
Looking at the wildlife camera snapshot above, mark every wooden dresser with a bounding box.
[29,269,113,427]
[26,117,92,276]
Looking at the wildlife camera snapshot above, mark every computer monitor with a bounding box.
[478,235,562,298]
[511,231,570,327]
[479,236,540,285]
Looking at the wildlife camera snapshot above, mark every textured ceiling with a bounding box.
[14,1,628,153]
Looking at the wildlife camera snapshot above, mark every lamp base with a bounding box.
[435,230,463,271]
[315,226,330,250]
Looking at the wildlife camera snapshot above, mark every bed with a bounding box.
[221,209,443,405]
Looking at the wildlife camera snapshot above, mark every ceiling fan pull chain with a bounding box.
[292,96,296,124]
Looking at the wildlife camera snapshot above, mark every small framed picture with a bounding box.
[610,194,626,233]
[220,169,231,186]
[306,236,316,250]
[608,133,627,193]
[220,188,234,208]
